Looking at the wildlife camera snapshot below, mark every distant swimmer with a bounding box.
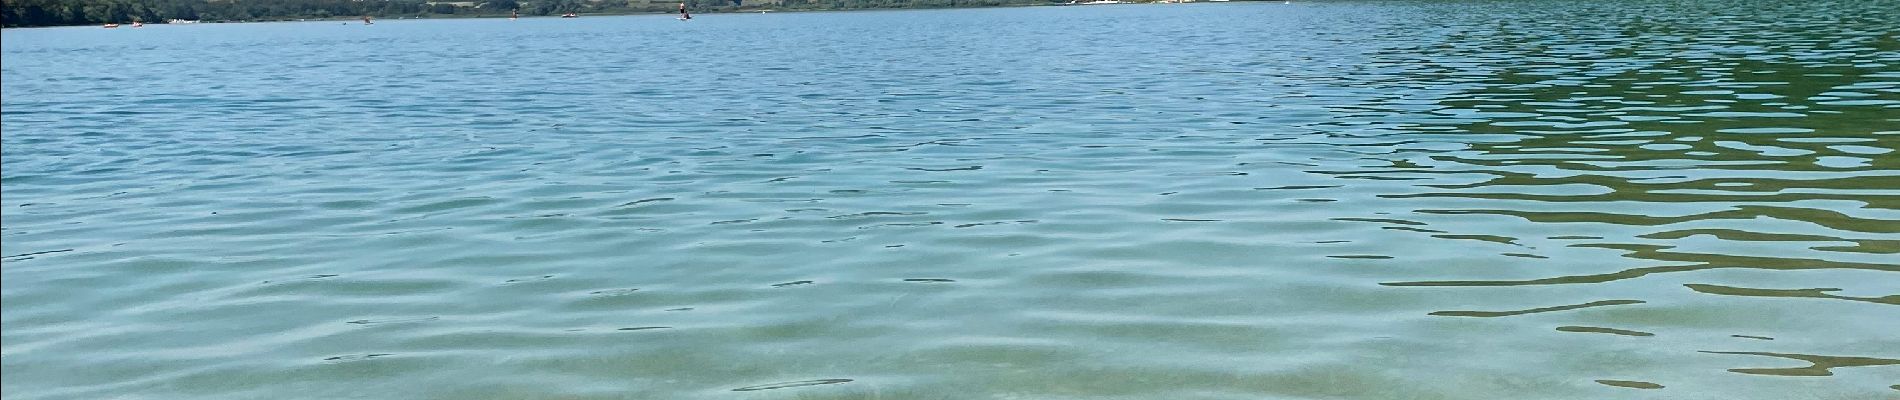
[679,3,692,20]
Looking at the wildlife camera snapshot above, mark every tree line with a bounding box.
[3,0,1070,27]
[5,0,591,27]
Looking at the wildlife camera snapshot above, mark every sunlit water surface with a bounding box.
[4,1,1897,399]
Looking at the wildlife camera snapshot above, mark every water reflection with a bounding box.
[1556,326,1655,337]
[1699,351,1900,377]
[731,378,855,392]
[1684,283,1900,305]
[1331,0,1899,390]
[1429,299,1645,317]
[1594,379,1665,389]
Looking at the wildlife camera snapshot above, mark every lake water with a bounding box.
[3,1,1897,399]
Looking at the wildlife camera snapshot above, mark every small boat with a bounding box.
[102,23,120,28]
[362,15,373,25]
[561,12,578,18]
[511,9,519,20]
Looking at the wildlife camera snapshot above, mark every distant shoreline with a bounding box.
[3,1,1259,29]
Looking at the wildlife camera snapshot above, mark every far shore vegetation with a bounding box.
[2,0,1215,27]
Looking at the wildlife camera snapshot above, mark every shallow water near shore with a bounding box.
[3,1,1897,399]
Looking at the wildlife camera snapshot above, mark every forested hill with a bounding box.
[3,0,1072,27]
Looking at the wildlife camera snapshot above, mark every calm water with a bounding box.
[4,1,1897,399]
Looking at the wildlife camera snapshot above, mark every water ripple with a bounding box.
[4,1,1897,399]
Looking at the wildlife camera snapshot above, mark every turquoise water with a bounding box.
[3,1,1897,399]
